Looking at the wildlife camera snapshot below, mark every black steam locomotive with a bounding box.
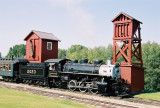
[0,58,130,95]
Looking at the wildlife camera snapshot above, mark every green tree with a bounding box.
[66,44,113,63]
[87,44,113,63]
[66,45,88,61]
[6,44,26,58]
[0,52,1,58]
[58,49,67,59]
[105,44,113,60]
[142,41,160,91]
[145,68,160,90]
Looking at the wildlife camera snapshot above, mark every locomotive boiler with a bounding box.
[64,59,120,78]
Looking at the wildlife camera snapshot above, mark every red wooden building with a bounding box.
[24,30,60,63]
[112,12,144,92]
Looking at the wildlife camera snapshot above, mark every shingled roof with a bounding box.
[112,12,142,24]
[24,30,61,41]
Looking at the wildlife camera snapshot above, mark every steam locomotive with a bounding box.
[0,58,130,95]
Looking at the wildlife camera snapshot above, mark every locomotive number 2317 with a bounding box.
[27,70,37,74]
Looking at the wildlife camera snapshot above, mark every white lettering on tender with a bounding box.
[27,70,37,74]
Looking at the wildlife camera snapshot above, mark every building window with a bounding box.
[47,42,52,50]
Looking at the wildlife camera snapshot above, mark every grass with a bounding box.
[0,87,94,108]
[134,90,160,101]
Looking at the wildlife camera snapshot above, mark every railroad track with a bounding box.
[0,81,159,108]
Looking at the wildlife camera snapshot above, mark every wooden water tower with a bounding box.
[112,12,144,92]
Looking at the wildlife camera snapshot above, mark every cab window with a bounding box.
[49,63,56,71]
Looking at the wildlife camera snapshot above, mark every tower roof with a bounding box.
[112,12,142,24]
[24,30,61,41]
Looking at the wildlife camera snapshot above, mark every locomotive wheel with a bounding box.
[52,79,56,87]
[6,78,9,82]
[35,81,39,85]
[22,79,26,83]
[8,78,12,82]
[26,80,30,84]
[4,77,9,82]
[79,82,87,93]
[89,81,98,94]
[68,80,77,91]
[28,80,32,85]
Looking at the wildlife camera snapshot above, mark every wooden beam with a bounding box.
[115,42,129,62]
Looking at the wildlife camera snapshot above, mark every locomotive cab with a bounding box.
[48,63,60,77]
[45,59,70,77]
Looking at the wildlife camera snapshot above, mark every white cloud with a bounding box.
[49,0,98,46]
[49,0,83,8]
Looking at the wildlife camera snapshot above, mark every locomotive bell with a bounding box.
[107,60,112,65]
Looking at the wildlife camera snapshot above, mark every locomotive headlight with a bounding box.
[115,68,119,73]
[114,67,120,78]
[116,69,119,73]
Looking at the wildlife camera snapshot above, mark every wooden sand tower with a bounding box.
[112,12,144,92]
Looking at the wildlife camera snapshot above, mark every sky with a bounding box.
[0,0,160,57]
